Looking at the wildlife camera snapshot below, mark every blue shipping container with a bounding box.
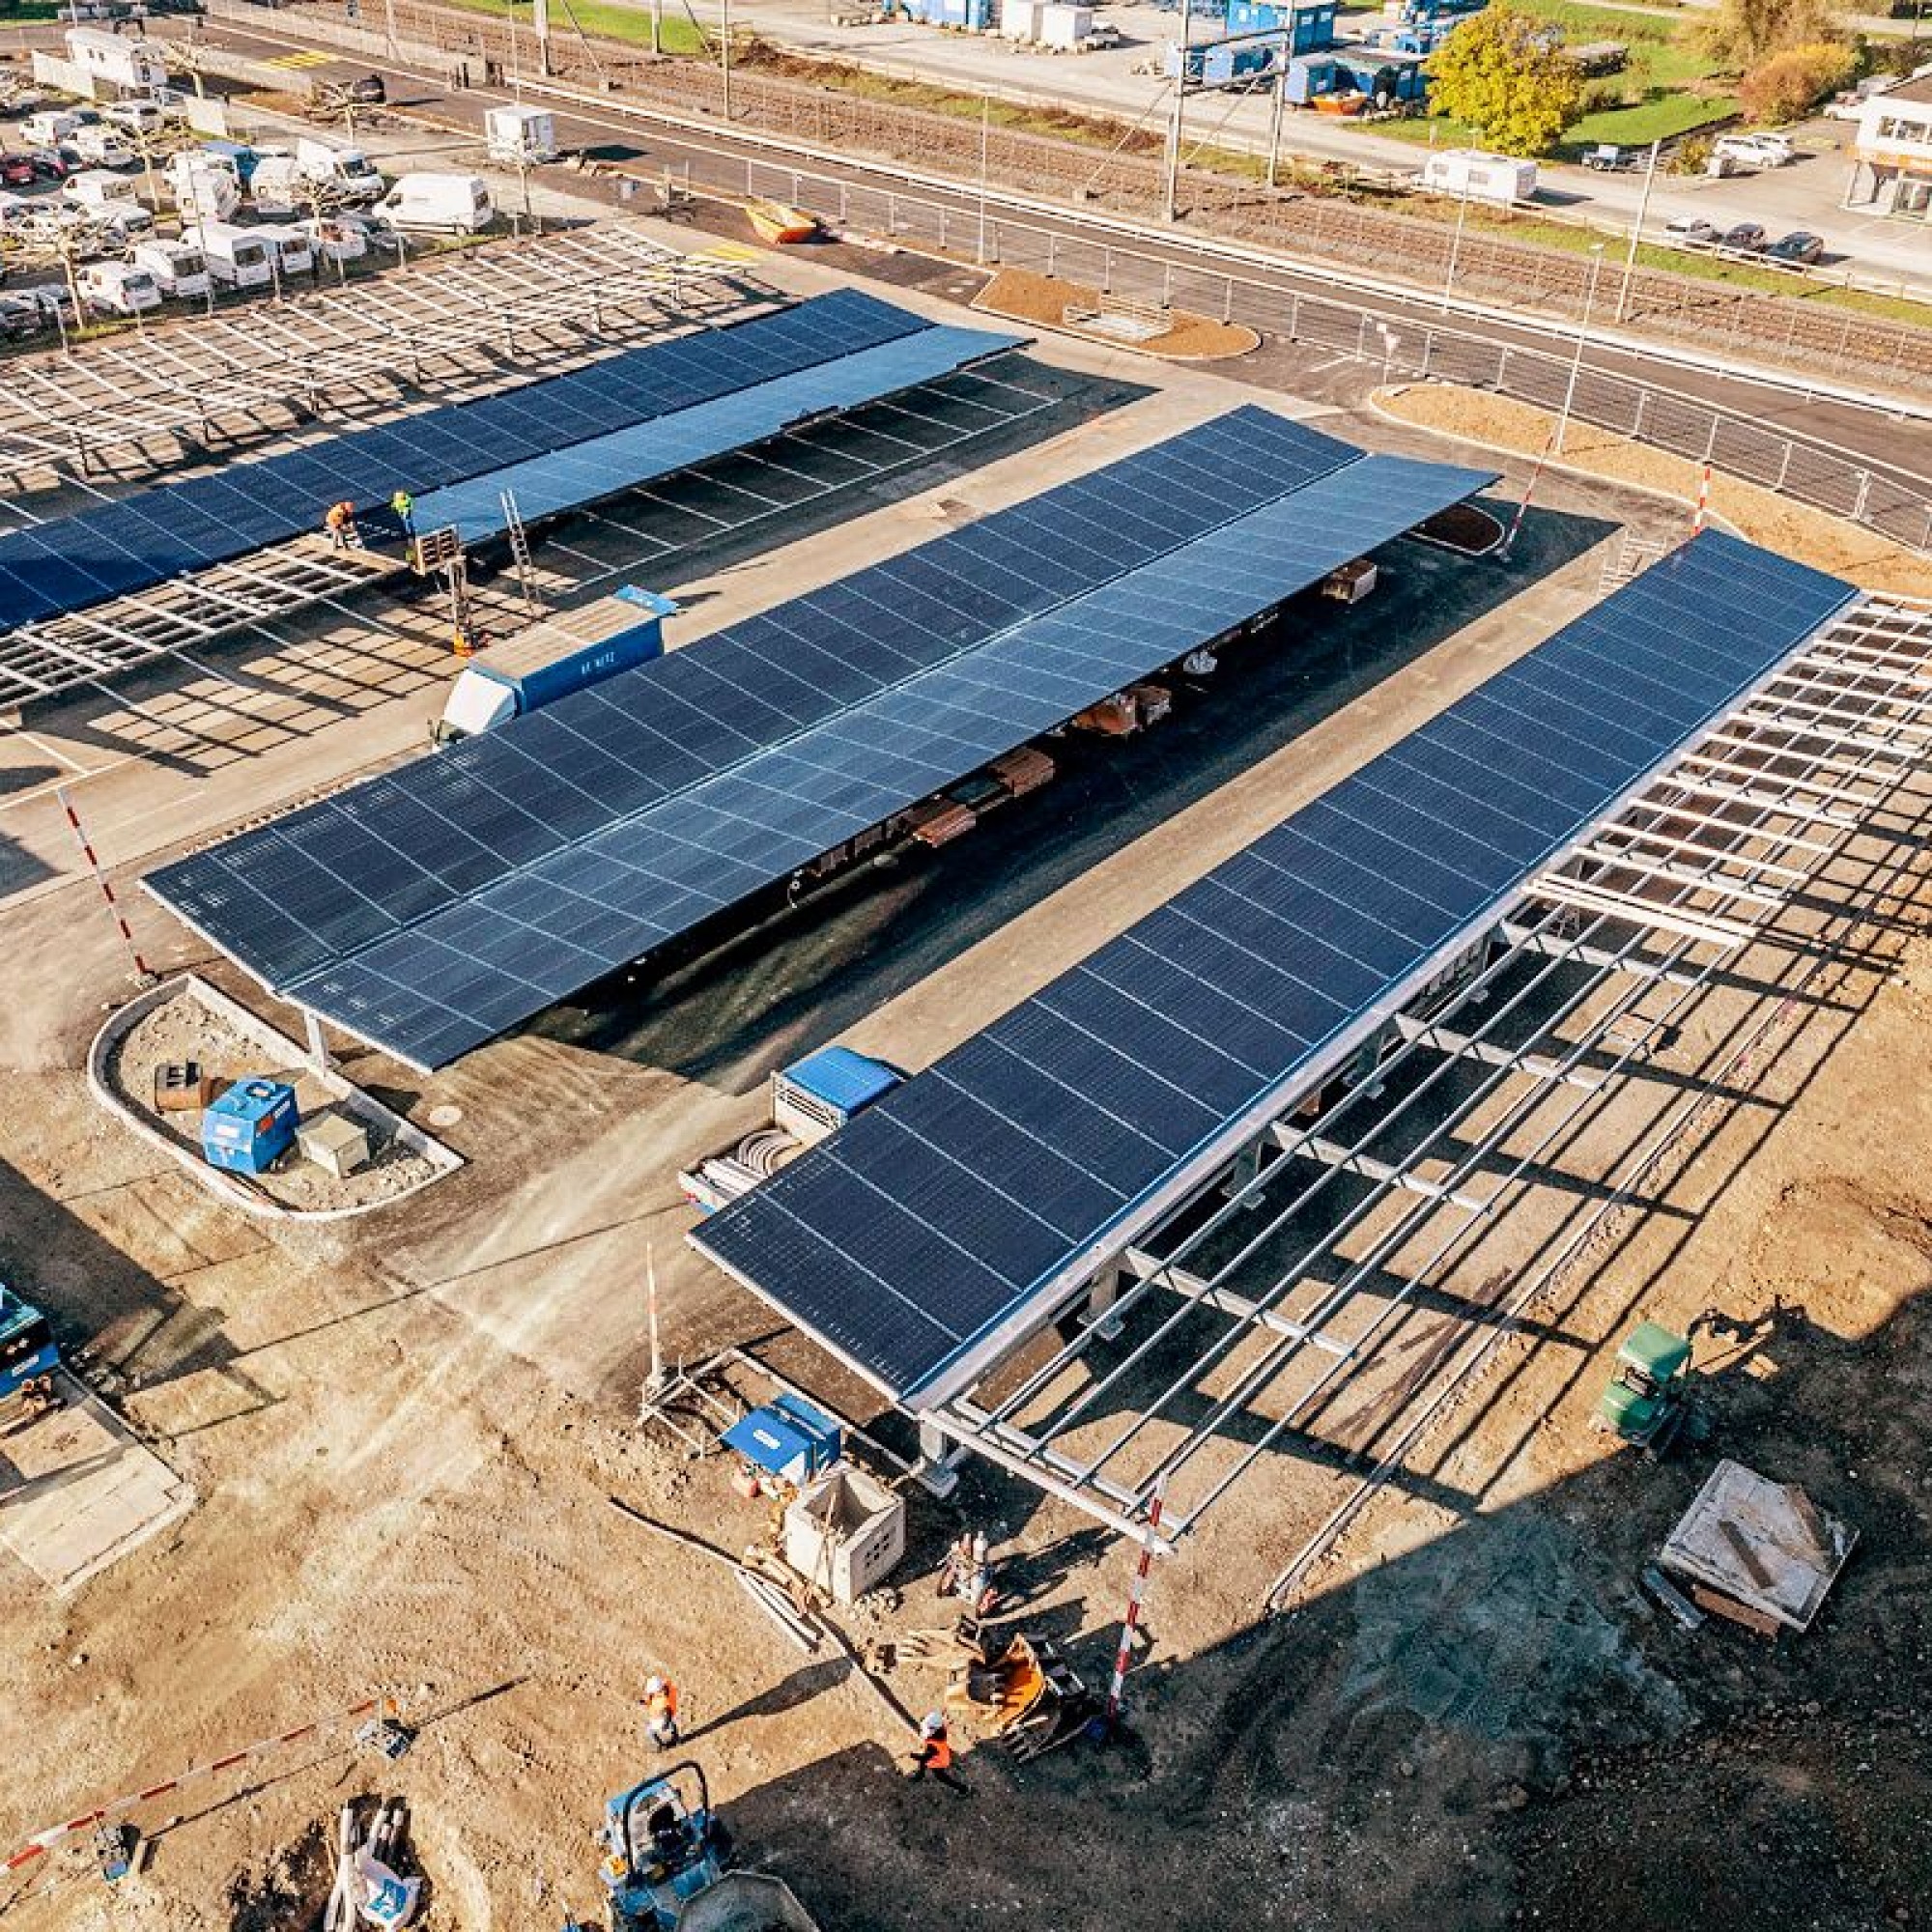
[202,1079,298,1176]
[1168,34,1277,80]
[1225,0,1337,52]
[471,611,668,716]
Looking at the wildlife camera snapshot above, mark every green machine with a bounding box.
[1598,1321,1697,1451]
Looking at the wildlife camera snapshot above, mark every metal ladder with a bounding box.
[498,489,540,612]
[1600,533,1666,593]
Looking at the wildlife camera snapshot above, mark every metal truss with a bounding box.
[915,590,1932,1549]
[0,224,765,487]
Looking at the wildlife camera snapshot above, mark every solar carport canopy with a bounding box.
[691,533,1857,1406]
[145,408,1492,1068]
[0,291,1003,632]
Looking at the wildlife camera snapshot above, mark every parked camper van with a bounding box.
[1419,147,1538,206]
[64,25,169,93]
[371,172,493,234]
[183,218,273,289]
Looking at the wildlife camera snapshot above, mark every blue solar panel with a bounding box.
[691,532,1858,1402]
[0,292,979,633]
[146,409,1365,1027]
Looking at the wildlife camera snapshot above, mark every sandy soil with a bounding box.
[1376,382,1932,598]
[102,990,446,1215]
[975,267,1261,360]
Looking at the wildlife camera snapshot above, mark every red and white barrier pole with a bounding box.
[1500,431,1556,561]
[55,785,152,984]
[4,1694,394,1872]
[1691,461,1712,533]
[1104,1477,1166,1727]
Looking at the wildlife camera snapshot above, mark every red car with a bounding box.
[0,154,38,187]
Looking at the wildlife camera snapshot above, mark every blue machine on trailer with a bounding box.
[201,1079,298,1176]
[722,1394,843,1485]
[0,1284,59,1401]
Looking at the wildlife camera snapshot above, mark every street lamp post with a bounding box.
[1439,186,1469,311]
[723,0,734,123]
[1554,242,1605,456]
[1164,0,1192,223]
[1613,137,1662,326]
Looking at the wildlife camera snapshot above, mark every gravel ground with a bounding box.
[102,990,447,1214]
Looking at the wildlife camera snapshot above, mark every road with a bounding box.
[168,4,1932,507]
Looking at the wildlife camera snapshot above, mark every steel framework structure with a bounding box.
[899,590,1932,1550]
[0,225,764,487]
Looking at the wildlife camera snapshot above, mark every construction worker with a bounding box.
[643,1675,680,1750]
[907,1712,966,1794]
[324,500,357,551]
[389,488,414,534]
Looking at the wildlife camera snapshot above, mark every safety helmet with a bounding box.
[646,1675,665,1696]
[921,1711,946,1737]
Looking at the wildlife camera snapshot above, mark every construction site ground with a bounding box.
[2,206,1930,1932]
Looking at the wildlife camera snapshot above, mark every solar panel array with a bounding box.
[153,408,1452,1065]
[692,532,1857,1403]
[0,292,993,633]
[402,325,1022,545]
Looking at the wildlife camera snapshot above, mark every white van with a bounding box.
[20,108,85,148]
[69,125,136,169]
[246,222,313,278]
[372,172,493,234]
[167,150,241,221]
[102,99,167,138]
[183,218,274,290]
[77,259,161,317]
[131,237,210,299]
[1420,147,1538,206]
[297,213,370,264]
[62,167,141,213]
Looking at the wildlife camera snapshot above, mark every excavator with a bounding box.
[569,1764,819,1932]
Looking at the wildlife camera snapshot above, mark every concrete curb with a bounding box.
[87,975,463,1223]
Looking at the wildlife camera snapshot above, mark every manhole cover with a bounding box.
[427,1105,463,1130]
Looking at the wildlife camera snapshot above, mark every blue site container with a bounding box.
[201,1079,298,1176]
[0,1285,59,1400]
[722,1394,844,1484]
[1167,34,1278,81]
[1225,0,1337,52]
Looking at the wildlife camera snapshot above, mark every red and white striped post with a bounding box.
[1691,461,1713,533]
[1500,431,1556,561]
[4,1694,396,1873]
[1104,1477,1166,1729]
[56,786,152,985]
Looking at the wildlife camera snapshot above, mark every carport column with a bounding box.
[914,1419,962,1499]
[1081,1258,1125,1340]
[302,1009,330,1074]
[1222,1138,1267,1208]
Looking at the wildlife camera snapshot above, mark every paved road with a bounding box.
[10,6,1932,506]
[194,8,1932,497]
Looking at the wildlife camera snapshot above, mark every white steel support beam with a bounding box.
[1393,1012,1605,1090]
[1271,1129,1491,1214]
[1121,1247,1354,1355]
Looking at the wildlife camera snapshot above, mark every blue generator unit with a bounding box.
[201,1078,298,1176]
[0,1285,59,1401]
[722,1394,844,1485]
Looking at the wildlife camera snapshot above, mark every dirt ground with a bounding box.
[974,267,1261,360]
[1376,382,1932,599]
[3,224,1931,1932]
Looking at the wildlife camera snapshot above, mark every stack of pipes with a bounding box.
[324,1799,421,1932]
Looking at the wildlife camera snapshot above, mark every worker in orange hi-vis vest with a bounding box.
[324,500,357,551]
[643,1675,680,1749]
[907,1711,967,1794]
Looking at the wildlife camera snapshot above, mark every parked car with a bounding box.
[1719,221,1767,253]
[1765,230,1824,265]
[1580,143,1631,171]
[26,147,72,181]
[1713,132,1793,170]
[1661,214,1717,245]
[0,153,37,187]
[0,291,55,341]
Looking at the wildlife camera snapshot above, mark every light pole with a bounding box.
[722,0,733,124]
[977,93,990,264]
[1164,0,1192,224]
[1613,137,1662,326]
[1554,242,1605,456]
[1439,185,1469,312]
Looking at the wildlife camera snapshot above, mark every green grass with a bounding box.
[1384,0,1740,156]
[433,0,709,58]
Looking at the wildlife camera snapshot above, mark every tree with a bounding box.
[1738,38,1859,120]
[1427,3,1584,158]
[1702,0,1846,66]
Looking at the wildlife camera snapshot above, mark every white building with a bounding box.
[1846,72,1932,223]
